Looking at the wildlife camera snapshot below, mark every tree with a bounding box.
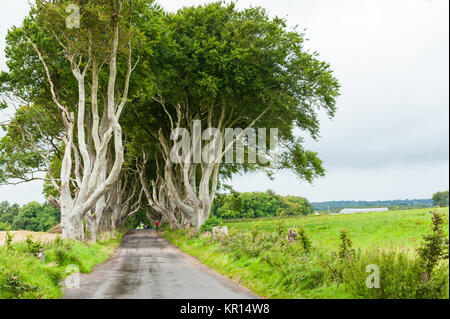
[432,191,449,207]
[133,2,340,228]
[0,201,20,225]
[1,0,155,239]
[212,190,313,219]
[1,1,340,234]
[11,202,59,232]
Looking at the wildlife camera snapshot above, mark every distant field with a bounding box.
[224,207,449,251]
[0,231,59,246]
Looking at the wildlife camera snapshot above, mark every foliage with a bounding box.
[200,216,223,233]
[0,268,43,299]
[0,222,11,231]
[338,230,355,260]
[432,191,449,207]
[0,232,123,299]
[11,202,60,232]
[417,212,449,279]
[341,249,449,299]
[0,201,20,225]
[24,235,43,257]
[213,190,314,220]
[5,231,15,252]
[164,208,449,299]
[0,201,60,232]
[297,227,312,253]
[124,210,149,230]
[274,212,287,236]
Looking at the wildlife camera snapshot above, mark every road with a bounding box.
[64,230,256,299]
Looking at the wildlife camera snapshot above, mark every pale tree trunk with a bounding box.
[26,4,137,239]
[137,156,181,228]
[152,100,269,229]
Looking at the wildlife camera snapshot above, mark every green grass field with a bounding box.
[165,208,449,299]
[225,208,449,251]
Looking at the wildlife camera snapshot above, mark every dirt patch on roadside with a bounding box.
[0,231,59,246]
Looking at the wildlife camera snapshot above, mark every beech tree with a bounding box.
[0,0,157,239]
[129,2,340,228]
[1,1,340,235]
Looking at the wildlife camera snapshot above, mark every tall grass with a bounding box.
[164,208,449,299]
[0,232,123,299]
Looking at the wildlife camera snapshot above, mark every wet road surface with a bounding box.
[64,230,256,299]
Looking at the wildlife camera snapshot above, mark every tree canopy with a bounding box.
[0,1,340,238]
[433,191,449,207]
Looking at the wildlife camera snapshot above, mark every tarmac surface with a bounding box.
[64,229,256,299]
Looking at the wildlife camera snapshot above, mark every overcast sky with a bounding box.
[0,0,448,205]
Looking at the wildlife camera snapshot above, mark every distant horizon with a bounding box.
[0,189,438,207]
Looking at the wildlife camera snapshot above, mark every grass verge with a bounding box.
[0,231,123,299]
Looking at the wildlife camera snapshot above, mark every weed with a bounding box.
[25,235,43,257]
[5,231,14,252]
[338,230,355,260]
[0,268,43,299]
[297,227,312,253]
[417,212,449,281]
[200,217,222,232]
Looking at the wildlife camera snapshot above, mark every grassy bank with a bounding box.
[164,208,449,299]
[0,232,123,299]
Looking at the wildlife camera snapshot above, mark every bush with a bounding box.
[274,212,287,236]
[188,228,199,239]
[5,231,14,252]
[297,227,312,253]
[200,217,222,232]
[338,230,355,260]
[0,222,11,231]
[11,202,60,232]
[25,235,43,257]
[0,269,43,299]
[417,212,449,280]
[0,231,122,299]
[341,249,449,299]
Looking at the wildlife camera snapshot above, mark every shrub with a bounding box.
[25,235,43,257]
[417,212,449,280]
[338,230,355,260]
[45,267,63,286]
[0,222,11,231]
[200,217,222,232]
[250,221,262,240]
[0,269,43,299]
[297,227,312,253]
[5,231,14,252]
[274,212,286,236]
[341,249,449,299]
[188,228,199,239]
[52,247,82,270]
[52,237,74,251]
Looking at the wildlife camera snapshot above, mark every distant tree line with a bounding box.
[432,191,449,207]
[0,201,60,232]
[211,189,314,219]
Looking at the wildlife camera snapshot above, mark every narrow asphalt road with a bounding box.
[64,230,256,299]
